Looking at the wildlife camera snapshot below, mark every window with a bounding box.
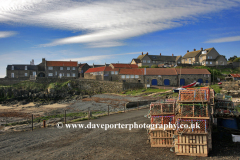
[178,61,180,64]
[11,73,14,78]
[210,61,212,64]
[126,75,130,79]
[55,71,57,76]
[143,60,146,63]
[208,56,212,59]
[130,75,134,78]
[121,75,125,79]
[48,73,53,76]
[25,73,27,76]
[192,58,195,61]
[12,66,14,70]
[67,67,70,70]
[111,71,114,74]
[206,61,208,64]
[147,60,151,63]
[25,66,27,70]
[67,73,70,77]
[115,71,118,75]
[48,67,53,70]
[72,67,75,70]
[189,58,191,62]
[153,61,155,63]
[72,73,75,77]
[135,75,139,78]
[60,67,63,70]
[208,75,210,77]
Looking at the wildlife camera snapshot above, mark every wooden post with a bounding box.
[137,102,139,110]
[43,120,46,128]
[124,104,125,113]
[108,105,109,116]
[65,110,66,124]
[32,114,33,131]
[88,107,90,120]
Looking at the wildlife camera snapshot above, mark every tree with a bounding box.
[233,57,240,62]
[228,55,237,62]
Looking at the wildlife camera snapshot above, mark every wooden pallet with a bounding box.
[150,130,175,147]
[174,134,208,157]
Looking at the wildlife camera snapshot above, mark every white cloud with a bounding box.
[204,36,240,43]
[58,52,140,63]
[1,0,240,47]
[0,31,17,38]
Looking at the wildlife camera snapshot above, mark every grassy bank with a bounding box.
[121,88,170,96]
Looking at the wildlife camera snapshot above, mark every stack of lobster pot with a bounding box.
[148,99,176,147]
[175,87,212,157]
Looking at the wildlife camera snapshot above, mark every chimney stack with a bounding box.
[93,63,94,68]
[160,53,161,56]
[194,48,196,51]
[105,62,106,67]
[142,52,143,55]
[146,52,148,55]
[187,50,189,52]
[172,54,174,56]
[201,47,203,51]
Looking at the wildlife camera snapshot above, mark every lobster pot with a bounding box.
[150,130,175,147]
[174,134,208,157]
[178,103,209,118]
[176,119,209,134]
[151,115,175,125]
[150,102,175,115]
[215,100,234,109]
[179,90,208,102]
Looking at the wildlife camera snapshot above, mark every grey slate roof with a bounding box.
[137,53,180,62]
[7,65,38,70]
[183,50,202,59]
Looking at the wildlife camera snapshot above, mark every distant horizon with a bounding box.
[1,0,240,78]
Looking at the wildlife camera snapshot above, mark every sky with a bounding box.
[0,0,240,78]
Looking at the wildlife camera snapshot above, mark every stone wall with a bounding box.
[179,74,211,86]
[144,75,177,86]
[0,78,29,86]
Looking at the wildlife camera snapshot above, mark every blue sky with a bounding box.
[0,0,240,77]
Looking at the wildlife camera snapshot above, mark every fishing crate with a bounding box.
[176,118,209,134]
[174,134,208,157]
[177,103,209,118]
[150,102,175,115]
[150,129,175,147]
[178,89,209,102]
[151,115,175,125]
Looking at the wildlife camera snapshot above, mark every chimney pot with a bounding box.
[187,50,189,52]
[142,52,143,55]
[147,52,148,55]
[160,53,161,56]
[172,54,174,56]
[194,48,196,51]
[201,47,203,51]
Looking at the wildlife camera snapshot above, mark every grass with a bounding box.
[121,88,170,96]
[210,84,221,93]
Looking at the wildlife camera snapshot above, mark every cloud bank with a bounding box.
[0,31,17,38]
[205,36,240,43]
[1,0,240,47]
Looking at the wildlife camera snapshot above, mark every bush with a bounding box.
[233,57,240,62]
[151,65,158,68]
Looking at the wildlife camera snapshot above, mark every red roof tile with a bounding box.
[175,68,211,75]
[146,68,177,75]
[111,63,138,68]
[85,66,118,73]
[230,74,240,78]
[119,68,144,75]
[46,61,78,67]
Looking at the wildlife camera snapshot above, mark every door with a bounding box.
[164,79,170,86]
[206,80,208,83]
[198,79,203,84]
[151,79,157,85]
[59,73,62,78]
[11,73,14,78]
[180,79,185,86]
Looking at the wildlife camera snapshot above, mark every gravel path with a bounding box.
[0,108,240,160]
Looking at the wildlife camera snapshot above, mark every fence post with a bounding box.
[108,105,109,116]
[124,104,125,113]
[32,114,33,131]
[88,107,91,120]
[137,102,139,110]
[43,120,46,128]
[65,110,66,124]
